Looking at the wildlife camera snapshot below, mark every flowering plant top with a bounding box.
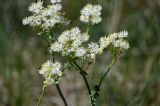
[22,0,130,106]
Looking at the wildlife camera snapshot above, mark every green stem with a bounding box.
[51,52,55,62]
[72,61,91,94]
[98,57,115,88]
[72,60,95,106]
[36,86,45,106]
[87,26,90,34]
[55,84,68,106]
[90,57,116,105]
[62,62,70,72]
[51,54,68,106]
[51,50,68,106]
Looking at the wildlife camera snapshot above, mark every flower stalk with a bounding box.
[55,84,68,106]
[98,57,115,87]
[36,86,45,106]
[51,49,68,106]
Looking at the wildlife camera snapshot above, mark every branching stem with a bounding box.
[72,60,95,106]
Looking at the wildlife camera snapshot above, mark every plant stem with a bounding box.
[87,26,90,34]
[51,52,55,62]
[89,57,116,105]
[36,86,45,106]
[51,52,68,106]
[72,61,91,94]
[55,84,68,106]
[72,60,95,106]
[98,57,115,88]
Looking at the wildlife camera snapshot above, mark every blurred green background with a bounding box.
[0,0,160,106]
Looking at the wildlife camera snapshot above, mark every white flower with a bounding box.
[88,42,99,54]
[81,33,90,42]
[99,37,110,48]
[117,30,128,38]
[50,4,62,12]
[99,30,130,52]
[50,27,89,57]
[51,0,61,4]
[50,42,63,52]
[88,42,100,59]
[44,77,54,86]
[113,39,130,50]
[80,15,89,23]
[22,16,34,26]
[23,0,69,31]
[80,4,102,25]
[51,62,62,75]
[39,60,63,86]
[75,47,86,57]
[22,15,42,27]
[28,1,43,14]
[34,15,42,26]
[91,16,102,24]
[58,30,70,43]
[99,37,110,54]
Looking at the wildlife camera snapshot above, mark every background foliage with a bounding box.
[0,0,160,106]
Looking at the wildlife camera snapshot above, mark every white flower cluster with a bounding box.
[99,31,130,53]
[22,0,130,89]
[50,27,101,59]
[22,0,69,31]
[75,47,87,57]
[28,1,43,14]
[87,42,100,59]
[39,60,63,86]
[50,28,129,60]
[50,27,89,57]
[80,4,102,25]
